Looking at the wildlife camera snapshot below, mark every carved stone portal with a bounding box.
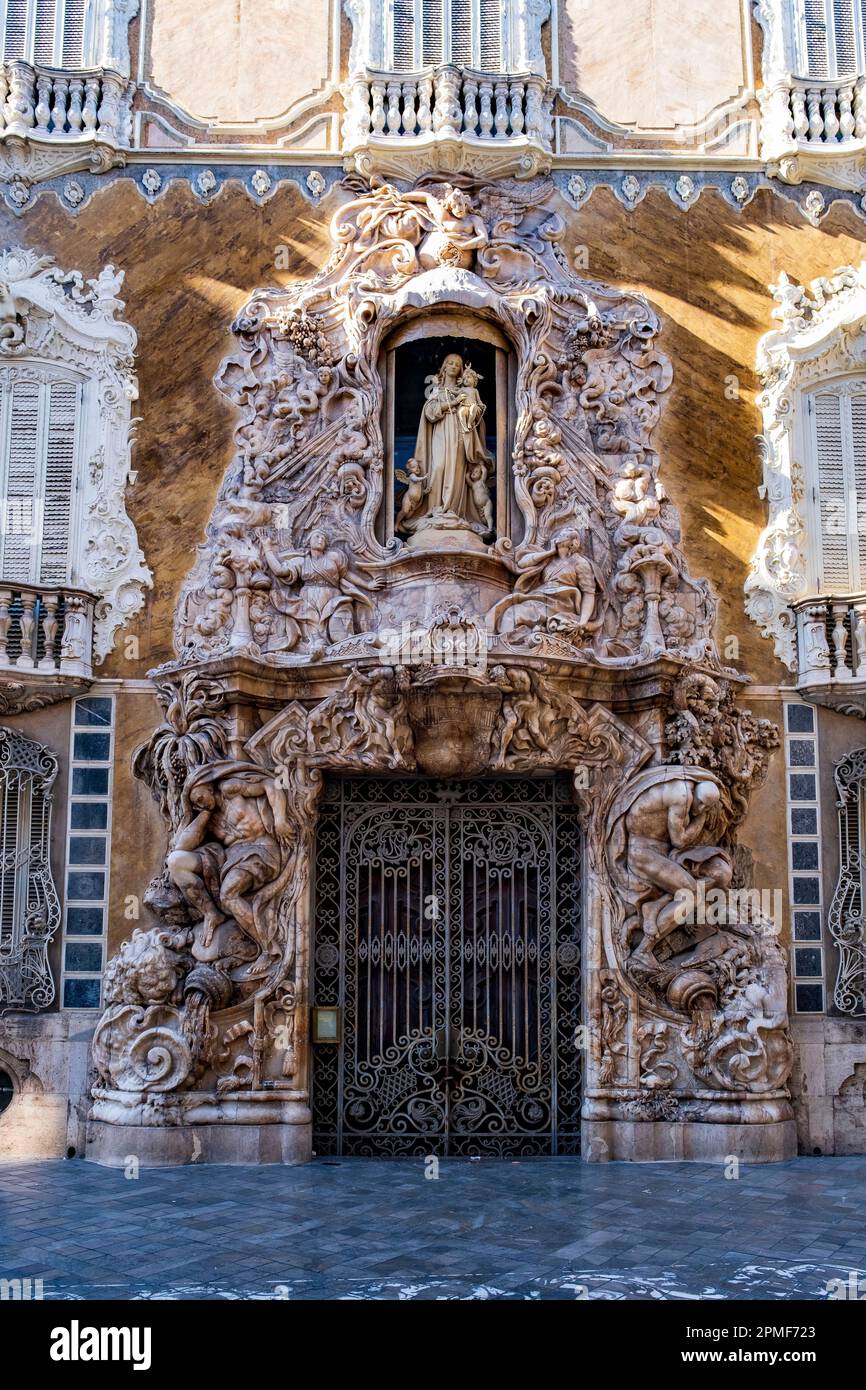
[87,175,795,1165]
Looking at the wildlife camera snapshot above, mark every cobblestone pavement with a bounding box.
[1,1155,865,1300]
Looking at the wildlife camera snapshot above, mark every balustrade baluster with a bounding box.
[806,88,823,140]
[463,76,478,136]
[509,81,525,136]
[831,601,852,678]
[50,76,69,134]
[839,84,855,138]
[401,79,418,136]
[417,75,432,133]
[370,80,386,135]
[0,588,11,666]
[386,80,402,135]
[822,87,840,140]
[478,79,494,138]
[82,76,99,133]
[34,73,51,131]
[852,603,866,679]
[0,69,8,135]
[38,592,59,671]
[855,77,866,137]
[791,87,809,139]
[493,80,509,137]
[16,591,36,669]
[67,77,84,132]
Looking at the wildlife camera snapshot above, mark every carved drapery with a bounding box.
[90,175,791,1156]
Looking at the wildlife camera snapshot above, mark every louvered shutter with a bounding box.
[449,0,472,65]
[850,391,866,585]
[60,0,85,64]
[479,0,502,70]
[833,0,858,73]
[803,0,831,76]
[39,380,77,584]
[3,0,28,60]
[2,380,41,583]
[33,0,57,64]
[0,373,78,586]
[813,386,866,591]
[393,0,417,69]
[421,0,443,65]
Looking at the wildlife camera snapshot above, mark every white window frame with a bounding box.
[384,0,512,71]
[0,0,137,75]
[346,0,548,77]
[803,378,866,593]
[792,0,866,79]
[746,263,866,668]
[0,247,151,663]
[756,0,866,81]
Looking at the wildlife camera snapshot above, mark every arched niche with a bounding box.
[377,310,518,548]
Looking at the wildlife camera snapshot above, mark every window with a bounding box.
[61,695,113,1010]
[0,0,92,67]
[389,0,503,71]
[0,369,80,586]
[808,383,866,593]
[0,249,150,665]
[828,745,866,1016]
[0,724,60,1011]
[785,703,827,1014]
[794,0,866,79]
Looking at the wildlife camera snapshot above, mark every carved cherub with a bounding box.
[467,462,494,533]
[395,456,428,531]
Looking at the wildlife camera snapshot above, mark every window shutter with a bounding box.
[480,0,502,70]
[421,0,443,65]
[393,0,417,69]
[2,381,41,583]
[39,380,77,585]
[449,0,472,65]
[814,391,853,588]
[60,0,86,66]
[850,391,866,585]
[3,0,28,60]
[33,0,58,65]
[833,0,858,73]
[803,0,831,76]
[813,387,866,592]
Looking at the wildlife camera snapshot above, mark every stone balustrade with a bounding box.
[0,582,95,681]
[0,61,133,185]
[761,75,866,189]
[792,594,866,715]
[342,66,554,178]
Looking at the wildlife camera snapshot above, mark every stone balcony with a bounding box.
[342,65,554,180]
[791,593,866,718]
[0,582,96,713]
[0,60,134,192]
[760,73,866,190]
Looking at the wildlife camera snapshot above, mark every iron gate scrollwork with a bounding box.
[312,777,582,1156]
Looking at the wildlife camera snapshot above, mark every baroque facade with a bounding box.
[1,0,866,1164]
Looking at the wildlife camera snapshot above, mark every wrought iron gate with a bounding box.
[312,777,582,1156]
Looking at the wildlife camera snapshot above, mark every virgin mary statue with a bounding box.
[397,352,494,548]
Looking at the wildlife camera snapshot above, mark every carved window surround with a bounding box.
[746,261,866,717]
[342,0,553,178]
[0,724,60,1012]
[756,0,866,190]
[0,247,151,712]
[829,745,866,1015]
[0,1,137,189]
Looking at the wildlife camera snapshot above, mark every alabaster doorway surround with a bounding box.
[85,175,795,1166]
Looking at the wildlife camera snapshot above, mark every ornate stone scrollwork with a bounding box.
[89,173,792,1162]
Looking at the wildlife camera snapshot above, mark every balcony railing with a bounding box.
[342,66,554,179]
[760,75,866,189]
[0,60,133,186]
[0,582,95,682]
[792,594,866,716]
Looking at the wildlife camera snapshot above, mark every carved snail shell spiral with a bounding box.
[124,1026,193,1092]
